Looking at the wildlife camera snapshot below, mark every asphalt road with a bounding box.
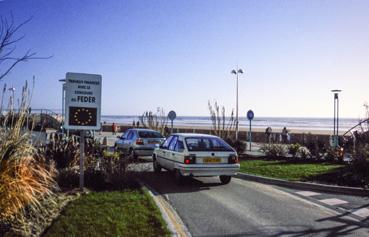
[138,167,369,237]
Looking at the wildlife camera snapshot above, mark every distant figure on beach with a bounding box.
[112,122,117,135]
[99,122,103,135]
[164,125,170,136]
[132,120,135,127]
[265,127,272,143]
[282,127,289,143]
[136,121,140,128]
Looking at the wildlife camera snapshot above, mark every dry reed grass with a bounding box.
[0,80,57,224]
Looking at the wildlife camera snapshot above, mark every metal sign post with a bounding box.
[79,130,85,190]
[168,110,177,134]
[247,110,254,151]
[64,72,102,191]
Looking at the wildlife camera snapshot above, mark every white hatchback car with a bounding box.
[153,133,240,184]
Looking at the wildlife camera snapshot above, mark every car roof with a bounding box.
[128,128,161,132]
[171,133,220,138]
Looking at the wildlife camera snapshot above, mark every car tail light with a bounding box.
[228,154,238,164]
[136,138,144,145]
[184,155,196,164]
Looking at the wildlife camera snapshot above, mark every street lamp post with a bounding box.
[59,79,66,134]
[231,67,244,140]
[331,89,342,147]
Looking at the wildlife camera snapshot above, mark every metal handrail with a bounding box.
[342,118,369,137]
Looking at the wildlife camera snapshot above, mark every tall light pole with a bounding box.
[331,89,342,147]
[59,79,66,134]
[231,67,244,140]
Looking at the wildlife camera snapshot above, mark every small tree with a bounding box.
[0,15,51,81]
[139,107,168,134]
[208,100,235,139]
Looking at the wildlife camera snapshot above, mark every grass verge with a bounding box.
[240,159,344,181]
[43,189,170,237]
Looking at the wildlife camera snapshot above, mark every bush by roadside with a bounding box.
[0,108,58,236]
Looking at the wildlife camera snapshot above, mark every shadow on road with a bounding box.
[136,169,225,195]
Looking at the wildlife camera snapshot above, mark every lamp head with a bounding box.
[231,69,237,74]
[238,69,244,74]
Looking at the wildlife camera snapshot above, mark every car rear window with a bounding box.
[185,137,234,152]
[138,131,164,138]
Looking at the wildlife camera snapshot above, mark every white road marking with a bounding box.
[352,208,369,218]
[295,191,321,197]
[319,198,348,206]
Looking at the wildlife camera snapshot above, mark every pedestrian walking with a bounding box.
[265,127,272,143]
[164,125,170,136]
[136,121,140,128]
[282,127,289,143]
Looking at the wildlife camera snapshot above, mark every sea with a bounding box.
[101,115,364,133]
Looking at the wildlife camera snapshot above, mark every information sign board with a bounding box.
[64,72,102,130]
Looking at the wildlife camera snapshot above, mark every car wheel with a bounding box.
[219,175,232,184]
[174,169,183,185]
[153,157,162,173]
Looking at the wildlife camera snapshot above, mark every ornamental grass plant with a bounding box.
[0,82,57,233]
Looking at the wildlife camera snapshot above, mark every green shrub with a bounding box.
[57,151,128,191]
[324,147,344,161]
[0,112,56,221]
[260,144,288,158]
[57,168,79,190]
[42,135,79,169]
[297,146,312,159]
[288,143,301,158]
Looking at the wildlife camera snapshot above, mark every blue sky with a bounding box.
[0,0,368,118]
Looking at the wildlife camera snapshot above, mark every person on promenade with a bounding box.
[112,122,117,135]
[282,127,289,143]
[132,120,136,127]
[164,125,170,136]
[265,127,272,143]
[136,121,140,128]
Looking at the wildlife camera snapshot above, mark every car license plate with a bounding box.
[203,157,221,163]
[149,140,159,144]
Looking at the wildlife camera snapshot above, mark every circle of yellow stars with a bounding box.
[73,108,93,126]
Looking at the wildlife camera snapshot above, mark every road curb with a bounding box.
[236,172,369,196]
[140,181,191,237]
